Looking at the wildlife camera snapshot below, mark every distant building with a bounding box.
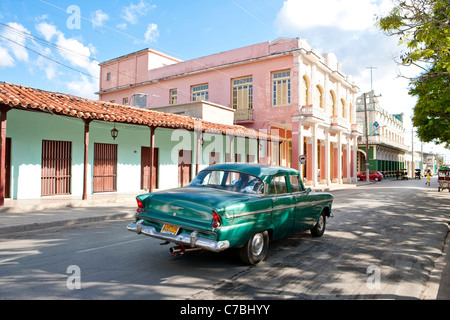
[356,91,409,175]
[98,37,362,187]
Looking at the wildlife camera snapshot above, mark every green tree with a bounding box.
[377,0,450,149]
[377,0,450,73]
[409,66,450,148]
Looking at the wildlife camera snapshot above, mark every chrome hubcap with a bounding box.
[251,233,264,256]
[317,216,324,231]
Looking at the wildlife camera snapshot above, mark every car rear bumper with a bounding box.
[127,220,230,253]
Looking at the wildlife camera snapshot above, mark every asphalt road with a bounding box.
[0,177,448,300]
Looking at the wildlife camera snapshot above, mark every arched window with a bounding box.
[301,75,310,106]
[314,85,324,109]
[349,103,354,123]
[328,90,336,115]
[340,98,346,118]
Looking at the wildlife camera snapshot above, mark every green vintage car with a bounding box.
[127,163,333,265]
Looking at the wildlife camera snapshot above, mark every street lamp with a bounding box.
[111,124,119,140]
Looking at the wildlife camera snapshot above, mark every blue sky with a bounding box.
[0,0,448,158]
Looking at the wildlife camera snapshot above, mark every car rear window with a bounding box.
[190,170,264,194]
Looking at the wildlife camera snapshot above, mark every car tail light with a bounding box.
[136,198,144,213]
[212,210,222,229]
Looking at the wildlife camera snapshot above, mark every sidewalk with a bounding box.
[0,192,138,235]
[0,181,448,300]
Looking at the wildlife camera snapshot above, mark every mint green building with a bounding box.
[0,82,278,203]
[355,91,409,175]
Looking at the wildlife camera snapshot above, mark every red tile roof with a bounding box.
[0,82,285,141]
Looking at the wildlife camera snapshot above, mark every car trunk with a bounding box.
[138,187,251,231]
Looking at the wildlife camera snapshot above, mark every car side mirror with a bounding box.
[305,187,312,194]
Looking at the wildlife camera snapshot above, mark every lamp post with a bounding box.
[363,93,370,182]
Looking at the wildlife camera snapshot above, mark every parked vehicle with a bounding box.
[415,169,421,180]
[127,163,334,265]
[357,171,384,181]
[438,167,450,192]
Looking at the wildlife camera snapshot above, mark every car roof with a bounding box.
[204,163,300,180]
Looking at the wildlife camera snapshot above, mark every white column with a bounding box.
[346,139,351,182]
[325,130,330,186]
[312,124,318,187]
[338,132,342,184]
[298,120,304,180]
[352,138,358,182]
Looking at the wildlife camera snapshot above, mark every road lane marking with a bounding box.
[76,238,147,254]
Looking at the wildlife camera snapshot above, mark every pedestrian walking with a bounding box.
[426,170,431,186]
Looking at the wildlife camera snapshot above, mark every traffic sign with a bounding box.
[299,155,306,165]
[374,121,379,128]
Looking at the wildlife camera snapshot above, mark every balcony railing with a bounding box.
[299,105,330,122]
[351,123,363,134]
[300,105,356,132]
[330,115,350,128]
[234,108,253,121]
[359,135,409,151]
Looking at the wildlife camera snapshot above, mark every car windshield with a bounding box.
[189,170,264,194]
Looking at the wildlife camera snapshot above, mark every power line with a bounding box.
[0,34,98,79]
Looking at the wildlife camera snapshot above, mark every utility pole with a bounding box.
[366,66,377,93]
[411,128,414,178]
[363,93,370,182]
[364,66,377,182]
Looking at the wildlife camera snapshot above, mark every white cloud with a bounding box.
[275,0,392,32]
[35,22,58,41]
[1,22,31,62]
[36,22,99,77]
[0,46,15,67]
[122,0,155,25]
[91,10,109,27]
[144,23,159,43]
[34,22,100,97]
[34,47,58,80]
[66,75,99,99]
[116,23,128,30]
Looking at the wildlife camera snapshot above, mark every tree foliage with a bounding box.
[377,0,450,149]
[377,0,450,73]
[409,66,450,148]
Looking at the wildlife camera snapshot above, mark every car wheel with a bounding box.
[357,176,361,181]
[310,213,326,237]
[239,230,269,265]
[375,177,380,181]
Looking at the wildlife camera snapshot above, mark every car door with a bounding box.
[269,174,296,240]
[289,174,314,233]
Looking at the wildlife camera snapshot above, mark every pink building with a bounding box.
[98,37,362,187]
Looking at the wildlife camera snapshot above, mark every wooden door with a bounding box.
[141,146,158,190]
[178,150,192,187]
[93,143,117,192]
[2,138,11,198]
[41,140,72,196]
[209,151,220,165]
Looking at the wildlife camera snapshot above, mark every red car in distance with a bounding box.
[357,171,384,181]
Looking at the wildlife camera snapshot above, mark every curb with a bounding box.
[0,211,135,235]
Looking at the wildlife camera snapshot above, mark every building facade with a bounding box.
[0,82,280,203]
[356,91,409,175]
[98,37,362,187]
